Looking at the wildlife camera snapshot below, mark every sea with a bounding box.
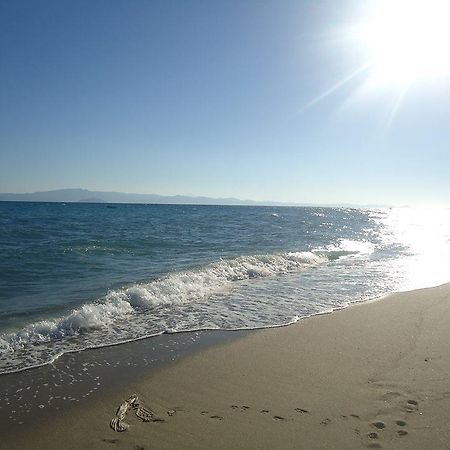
[1,202,449,376]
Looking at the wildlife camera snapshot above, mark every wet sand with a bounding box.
[3,283,450,449]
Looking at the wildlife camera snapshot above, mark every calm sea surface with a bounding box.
[1,202,449,374]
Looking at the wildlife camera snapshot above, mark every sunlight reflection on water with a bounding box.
[381,207,450,290]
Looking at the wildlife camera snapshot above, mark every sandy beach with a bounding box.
[3,0,450,448]
[3,283,450,449]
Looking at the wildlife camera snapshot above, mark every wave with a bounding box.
[0,251,330,373]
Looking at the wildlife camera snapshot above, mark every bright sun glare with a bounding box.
[363,0,450,85]
[303,0,450,116]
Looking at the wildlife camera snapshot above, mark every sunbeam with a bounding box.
[299,64,371,113]
[301,0,450,121]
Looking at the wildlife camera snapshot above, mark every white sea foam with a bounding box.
[6,297,134,348]
[0,251,327,368]
[2,205,450,378]
[0,239,400,375]
[107,251,327,310]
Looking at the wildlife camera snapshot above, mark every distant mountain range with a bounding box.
[0,188,304,206]
[0,188,391,208]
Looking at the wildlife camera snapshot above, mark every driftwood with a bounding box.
[110,394,164,432]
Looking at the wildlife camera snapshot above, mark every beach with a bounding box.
[2,283,449,449]
[2,0,450,447]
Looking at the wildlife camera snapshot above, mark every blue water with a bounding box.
[1,202,449,374]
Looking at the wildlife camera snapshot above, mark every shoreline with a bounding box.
[0,329,250,441]
[0,286,382,378]
[2,283,450,449]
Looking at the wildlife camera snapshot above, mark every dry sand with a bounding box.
[5,283,450,449]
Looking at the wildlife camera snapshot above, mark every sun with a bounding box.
[363,0,450,85]
[301,0,450,115]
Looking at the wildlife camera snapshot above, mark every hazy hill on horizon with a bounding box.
[0,188,301,206]
[0,188,392,208]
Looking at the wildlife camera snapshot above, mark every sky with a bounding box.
[1,0,449,206]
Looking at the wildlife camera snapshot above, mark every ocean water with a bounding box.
[0,202,449,375]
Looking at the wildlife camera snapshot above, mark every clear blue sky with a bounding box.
[1,0,449,206]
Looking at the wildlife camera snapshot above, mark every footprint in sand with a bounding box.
[320,418,331,425]
[230,405,251,413]
[405,399,419,412]
[394,418,409,436]
[273,415,286,421]
[365,416,411,446]
[294,408,309,414]
[102,439,119,444]
[260,409,270,414]
[366,420,384,445]
[381,391,401,402]
[200,411,208,415]
[210,415,223,420]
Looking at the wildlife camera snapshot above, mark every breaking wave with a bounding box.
[0,251,330,374]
